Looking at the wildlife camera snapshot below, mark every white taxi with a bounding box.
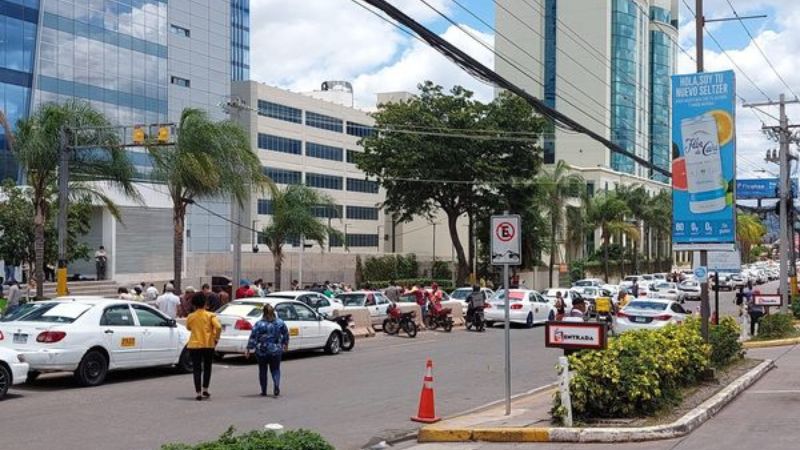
[0,347,29,399]
[484,289,555,328]
[0,298,191,387]
[214,298,345,357]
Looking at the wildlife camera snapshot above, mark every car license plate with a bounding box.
[13,333,27,344]
[633,317,648,323]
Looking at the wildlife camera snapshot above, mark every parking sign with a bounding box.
[491,215,521,266]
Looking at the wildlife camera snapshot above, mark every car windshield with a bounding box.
[0,302,47,322]
[217,303,263,317]
[625,301,669,311]
[265,295,296,300]
[10,302,92,323]
[338,294,366,307]
[624,276,639,282]
[574,280,594,287]
[450,289,470,300]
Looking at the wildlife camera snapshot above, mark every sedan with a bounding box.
[648,282,685,303]
[0,298,191,387]
[337,291,392,327]
[484,289,555,328]
[0,347,28,399]
[214,299,345,357]
[267,291,343,318]
[572,278,605,288]
[450,287,494,312]
[615,300,690,333]
[678,280,702,301]
[542,288,584,309]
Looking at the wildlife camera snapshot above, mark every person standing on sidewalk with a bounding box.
[185,294,222,401]
[155,285,180,319]
[746,283,764,337]
[94,246,108,280]
[245,304,289,397]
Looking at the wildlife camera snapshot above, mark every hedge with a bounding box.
[756,313,796,340]
[708,316,744,368]
[161,427,334,450]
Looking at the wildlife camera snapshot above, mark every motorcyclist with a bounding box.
[466,285,485,323]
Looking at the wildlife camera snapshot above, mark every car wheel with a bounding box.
[74,350,108,387]
[485,321,494,328]
[341,329,355,351]
[177,348,193,373]
[525,312,534,328]
[324,332,342,355]
[26,370,41,384]
[0,363,10,400]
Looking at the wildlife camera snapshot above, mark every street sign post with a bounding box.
[491,214,521,417]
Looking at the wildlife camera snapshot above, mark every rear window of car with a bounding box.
[217,303,263,317]
[12,303,92,323]
[338,294,366,306]
[0,302,46,322]
[450,289,470,299]
[624,276,639,282]
[625,301,668,311]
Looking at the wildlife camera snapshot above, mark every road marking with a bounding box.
[747,390,800,394]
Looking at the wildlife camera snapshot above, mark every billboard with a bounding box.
[736,178,797,199]
[671,70,737,249]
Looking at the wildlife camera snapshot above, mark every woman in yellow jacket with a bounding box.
[185,293,222,401]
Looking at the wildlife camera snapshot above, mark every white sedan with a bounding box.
[337,291,392,327]
[0,347,29,399]
[615,299,690,334]
[0,298,191,386]
[214,298,345,357]
[267,291,343,318]
[647,282,685,303]
[542,288,584,309]
[449,287,495,312]
[484,289,555,328]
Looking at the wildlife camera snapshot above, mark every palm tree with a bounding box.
[147,108,270,292]
[737,213,766,263]
[13,101,139,298]
[643,191,672,271]
[541,160,584,286]
[260,185,341,290]
[566,202,589,261]
[587,192,632,281]
[616,185,648,273]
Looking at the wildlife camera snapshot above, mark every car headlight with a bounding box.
[17,354,26,363]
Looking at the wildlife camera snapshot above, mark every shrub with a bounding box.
[431,260,452,280]
[569,260,585,284]
[362,254,419,281]
[552,318,710,422]
[791,296,800,319]
[161,427,334,450]
[756,313,796,340]
[708,316,744,368]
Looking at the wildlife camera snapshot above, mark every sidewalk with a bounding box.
[402,344,800,450]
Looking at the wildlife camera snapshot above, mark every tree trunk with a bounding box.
[273,245,283,291]
[468,212,475,278]
[619,233,626,279]
[633,240,639,274]
[603,231,610,282]
[34,199,46,299]
[172,202,186,293]
[446,211,469,285]
[655,231,662,269]
[549,214,557,288]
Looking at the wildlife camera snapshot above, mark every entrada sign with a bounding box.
[754,295,781,307]
[545,322,608,350]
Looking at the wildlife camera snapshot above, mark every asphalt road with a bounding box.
[0,282,775,450]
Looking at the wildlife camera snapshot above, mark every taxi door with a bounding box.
[99,304,143,368]
[275,303,304,350]
[131,304,180,365]
[292,302,323,348]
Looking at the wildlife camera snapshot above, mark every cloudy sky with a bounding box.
[250,0,800,178]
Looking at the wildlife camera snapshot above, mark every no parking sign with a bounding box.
[491,215,521,266]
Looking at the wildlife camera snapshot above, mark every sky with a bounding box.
[249,0,800,178]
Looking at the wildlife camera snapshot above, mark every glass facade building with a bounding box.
[609,0,641,175]
[649,6,673,183]
[230,0,249,81]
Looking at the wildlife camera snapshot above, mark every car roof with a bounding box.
[49,297,135,305]
[338,290,378,295]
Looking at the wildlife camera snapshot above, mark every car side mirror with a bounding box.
[166,318,177,327]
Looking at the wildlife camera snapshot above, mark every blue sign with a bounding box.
[694,266,708,282]
[736,178,798,199]
[671,71,737,247]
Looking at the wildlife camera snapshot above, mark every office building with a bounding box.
[495,0,678,182]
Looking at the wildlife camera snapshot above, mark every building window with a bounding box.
[346,205,379,221]
[306,111,343,133]
[170,24,190,37]
[257,199,273,215]
[170,76,190,88]
[264,167,301,185]
[306,142,343,161]
[346,178,379,194]
[312,204,343,219]
[329,233,344,247]
[257,100,302,124]
[610,0,641,175]
[306,172,343,190]
[346,122,375,138]
[586,182,595,198]
[346,149,361,164]
[257,134,301,155]
[347,234,379,248]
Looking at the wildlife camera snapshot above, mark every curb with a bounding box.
[743,337,800,349]
[419,359,774,443]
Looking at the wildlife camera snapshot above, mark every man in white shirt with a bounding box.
[154,285,180,319]
[145,283,159,302]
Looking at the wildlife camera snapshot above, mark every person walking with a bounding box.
[177,286,196,318]
[554,291,566,321]
[384,280,400,303]
[201,284,221,312]
[185,294,221,401]
[245,304,289,397]
[155,285,180,319]
[94,246,108,280]
[745,283,764,337]
[5,281,22,316]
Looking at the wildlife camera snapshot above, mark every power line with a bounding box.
[724,0,799,100]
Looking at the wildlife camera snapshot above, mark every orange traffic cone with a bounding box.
[411,359,441,423]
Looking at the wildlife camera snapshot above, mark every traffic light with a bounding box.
[132,126,145,144]
[157,126,170,144]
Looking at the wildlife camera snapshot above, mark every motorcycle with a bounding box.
[383,304,418,338]
[465,305,485,332]
[326,313,355,351]
[424,304,453,332]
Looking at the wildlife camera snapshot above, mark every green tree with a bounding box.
[616,185,648,272]
[737,213,766,263]
[587,192,633,281]
[540,160,584,287]
[358,83,546,284]
[147,108,270,292]
[260,185,340,290]
[13,101,139,298]
[642,191,672,270]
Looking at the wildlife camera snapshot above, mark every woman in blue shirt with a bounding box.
[245,304,290,396]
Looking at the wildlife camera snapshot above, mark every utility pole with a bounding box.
[694,0,711,342]
[232,198,242,299]
[745,94,800,311]
[56,127,69,297]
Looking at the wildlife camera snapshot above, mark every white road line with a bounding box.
[747,390,800,394]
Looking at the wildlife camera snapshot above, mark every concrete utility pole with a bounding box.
[745,94,800,311]
[56,128,69,296]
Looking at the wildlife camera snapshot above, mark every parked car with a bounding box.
[484,289,554,328]
[337,291,392,327]
[678,280,702,301]
[266,291,343,318]
[615,300,690,333]
[572,278,605,288]
[450,287,494,313]
[0,298,191,387]
[712,274,735,291]
[729,274,746,289]
[576,286,613,303]
[648,282,685,303]
[215,298,345,357]
[542,288,584,309]
[0,347,28,399]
